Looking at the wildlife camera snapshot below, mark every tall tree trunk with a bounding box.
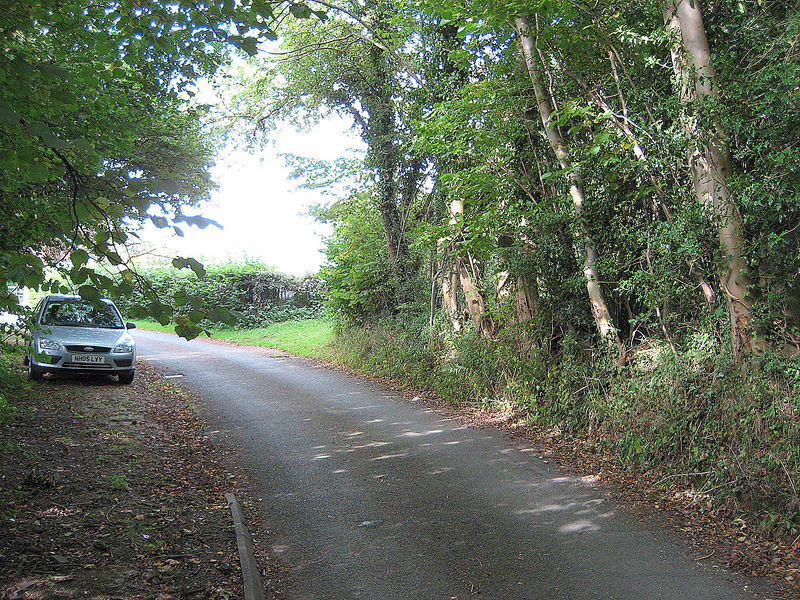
[436,258,462,331]
[514,15,625,363]
[515,275,539,325]
[456,254,490,334]
[663,0,761,359]
[362,0,415,307]
[497,269,539,326]
[450,199,491,334]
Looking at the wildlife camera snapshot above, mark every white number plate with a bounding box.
[73,354,106,364]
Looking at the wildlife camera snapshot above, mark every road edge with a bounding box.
[226,492,267,600]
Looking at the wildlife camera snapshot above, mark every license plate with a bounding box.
[73,354,106,364]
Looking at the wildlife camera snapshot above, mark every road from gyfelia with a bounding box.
[136,328,775,600]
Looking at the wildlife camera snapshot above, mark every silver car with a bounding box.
[25,295,137,384]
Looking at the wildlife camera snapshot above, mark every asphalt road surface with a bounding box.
[135,329,771,600]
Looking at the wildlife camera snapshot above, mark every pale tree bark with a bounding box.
[663,0,762,359]
[515,276,539,325]
[436,258,462,332]
[457,255,490,333]
[514,15,625,363]
[449,199,491,335]
[497,269,540,326]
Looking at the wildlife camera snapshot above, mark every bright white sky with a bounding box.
[138,118,364,276]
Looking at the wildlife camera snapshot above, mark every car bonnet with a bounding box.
[37,325,135,349]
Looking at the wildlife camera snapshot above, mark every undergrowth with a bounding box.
[329,316,800,536]
[0,353,27,425]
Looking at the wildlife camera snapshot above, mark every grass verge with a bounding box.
[135,318,335,360]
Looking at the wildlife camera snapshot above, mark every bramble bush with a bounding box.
[115,260,326,330]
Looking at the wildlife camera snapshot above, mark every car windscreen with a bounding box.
[41,300,124,329]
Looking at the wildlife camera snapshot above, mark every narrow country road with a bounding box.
[135,329,769,600]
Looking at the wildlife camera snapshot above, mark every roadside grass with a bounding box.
[220,320,335,359]
[135,318,335,360]
[0,354,28,424]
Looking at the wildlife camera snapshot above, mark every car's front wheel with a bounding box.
[28,360,43,381]
[118,370,135,385]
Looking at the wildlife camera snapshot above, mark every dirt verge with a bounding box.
[0,361,288,600]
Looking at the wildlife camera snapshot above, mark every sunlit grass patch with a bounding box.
[221,320,335,359]
[136,318,335,360]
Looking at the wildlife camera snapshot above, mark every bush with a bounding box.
[116,260,326,329]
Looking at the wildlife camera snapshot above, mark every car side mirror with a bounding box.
[126,322,137,330]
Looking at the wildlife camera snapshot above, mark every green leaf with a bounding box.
[71,267,89,285]
[70,249,89,267]
[186,258,206,279]
[172,256,206,279]
[238,37,259,57]
[24,271,43,289]
[71,138,96,154]
[24,120,69,148]
[149,177,181,196]
[0,101,20,125]
[38,63,70,81]
[174,315,203,340]
[78,285,101,302]
[173,288,188,306]
[207,306,238,325]
[129,304,150,319]
[174,215,221,229]
[117,281,134,297]
[289,3,313,19]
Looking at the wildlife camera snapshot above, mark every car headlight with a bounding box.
[38,338,64,352]
[114,340,135,353]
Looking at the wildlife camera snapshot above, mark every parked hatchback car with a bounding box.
[25,295,137,384]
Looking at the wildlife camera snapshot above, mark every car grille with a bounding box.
[63,362,112,369]
[65,345,111,353]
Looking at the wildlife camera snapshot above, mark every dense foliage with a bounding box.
[235,0,800,358]
[114,261,326,335]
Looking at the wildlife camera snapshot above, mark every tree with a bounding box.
[662,0,761,360]
[0,0,310,338]
[514,14,625,362]
[227,0,430,312]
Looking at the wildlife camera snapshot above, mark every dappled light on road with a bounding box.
[401,429,444,437]
[370,452,410,462]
